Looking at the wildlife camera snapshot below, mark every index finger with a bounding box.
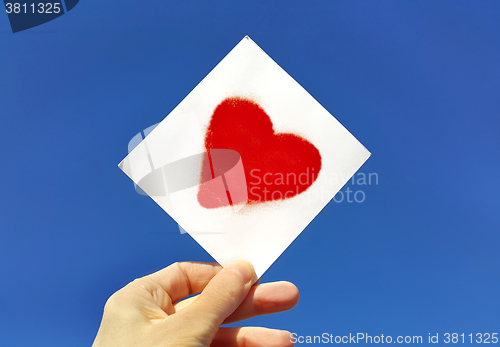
[145,261,222,303]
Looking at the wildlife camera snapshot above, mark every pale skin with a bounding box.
[92,260,299,347]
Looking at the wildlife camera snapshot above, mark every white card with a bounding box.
[119,36,371,279]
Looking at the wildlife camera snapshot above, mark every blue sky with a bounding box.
[1,1,499,345]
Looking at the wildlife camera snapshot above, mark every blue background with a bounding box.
[1,1,499,345]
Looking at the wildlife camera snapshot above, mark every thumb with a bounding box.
[173,260,255,341]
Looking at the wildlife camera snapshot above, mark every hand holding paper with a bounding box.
[92,260,298,347]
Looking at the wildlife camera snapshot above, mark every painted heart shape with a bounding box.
[198,97,322,208]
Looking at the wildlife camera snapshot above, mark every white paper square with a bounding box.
[119,36,371,278]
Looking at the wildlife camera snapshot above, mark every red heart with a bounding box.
[197,97,322,208]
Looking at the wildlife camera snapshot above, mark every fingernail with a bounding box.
[226,259,255,283]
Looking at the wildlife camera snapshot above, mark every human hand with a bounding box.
[92,260,299,347]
